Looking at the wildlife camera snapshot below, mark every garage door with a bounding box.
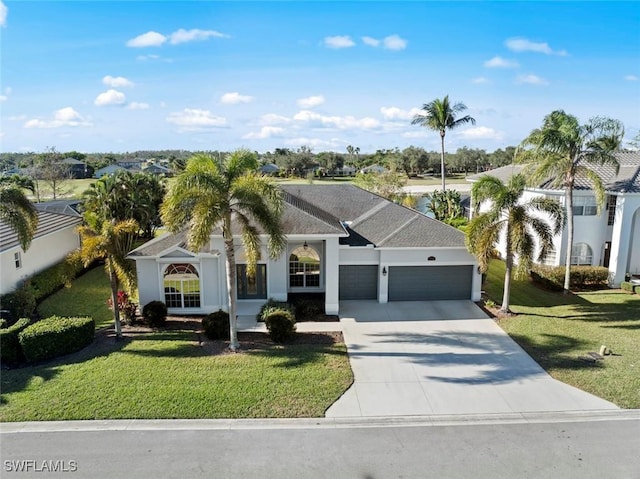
[339,265,379,300]
[388,265,472,301]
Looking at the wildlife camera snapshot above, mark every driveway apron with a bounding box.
[326,301,618,418]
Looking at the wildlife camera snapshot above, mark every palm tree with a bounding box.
[74,217,138,339]
[467,174,564,313]
[161,149,286,350]
[517,110,624,293]
[0,184,39,250]
[411,95,475,190]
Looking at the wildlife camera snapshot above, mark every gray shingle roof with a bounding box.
[0,211,82,253]
[130,184,467,257]
[467,151,640,194]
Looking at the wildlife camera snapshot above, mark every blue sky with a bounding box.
[1,1,639,154]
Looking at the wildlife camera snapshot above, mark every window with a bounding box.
[14,252,21,269]
[237,264,267,299]
[542,247,557,266]
[571,243,593,266]
[289,245,320,288]
[572,196,597,216]
[163,263,201,308]
[607,195,617,226]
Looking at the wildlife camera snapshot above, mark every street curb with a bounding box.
[2,409,639,433]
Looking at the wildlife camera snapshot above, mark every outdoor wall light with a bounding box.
[303,241,308,251]
[382,267,387,276]
[427,256,436,261]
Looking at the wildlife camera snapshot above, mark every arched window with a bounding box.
[289,245,320,288]
[163,263,201,308]
[570,243,593,266]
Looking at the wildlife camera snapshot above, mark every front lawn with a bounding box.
[2,268,353,422]
[484,260,640,408]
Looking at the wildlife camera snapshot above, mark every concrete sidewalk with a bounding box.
[326,301,619,418]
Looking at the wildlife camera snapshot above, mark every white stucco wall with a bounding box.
[0,226,80,295]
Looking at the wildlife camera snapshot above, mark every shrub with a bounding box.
[264,309,296,343]
[0,317,31,365]
[202,310,230,340]
[0,287,37,320]
[107,291,138,325]
[257,299,295,322]
[530,265,610,290]
[142,300,167,327]
[29,254,85,302]
[621,281,634,293]
[0,319,6,329]
[18,316,95,363]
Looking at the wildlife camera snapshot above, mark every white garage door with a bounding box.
[388,265,473,301]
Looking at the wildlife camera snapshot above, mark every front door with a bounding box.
[603,242,611,268]
[237,264,267,299]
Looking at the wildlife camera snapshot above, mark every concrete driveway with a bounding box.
[326,301,618,417]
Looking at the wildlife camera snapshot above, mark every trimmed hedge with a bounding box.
[19,316,95,363]
[264,309,296,343]
[257,298,295,322]
[0,288,37,322]
[142,301,167,327]
[530,265,610,291]
[0,317,31,365]
[202,310,230,340]
[621,281,640,294]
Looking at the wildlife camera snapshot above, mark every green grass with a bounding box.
[37,266,114,330]
[484,260,640,408]
[0,331,352,421]
[2,268,353,421]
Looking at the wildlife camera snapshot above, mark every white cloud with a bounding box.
[516,74,549,85]
[258,113,291,126]
[297,95,325,108]
[166,108,227,131]
[362,36,380,47]
[127,31,167,48]
[24,107,92,129]
[127,102,150,110]
[170,28,229,44]
[103,75,134,88]
[458,126,504,140]
[0,1,7,27]
[380,106,422,120]
[293,110,380,130]
[506,37,567,56]
[471,77,490,84]
[137,54,161,61]
[383,34,407,50]
[94,89,127,106]
[324,35,355,49]
[243,126,285,139]
[0,95,6,102]
[484,56,519,68]
[284,137,337,149]
[220,92,254,104]
[624,75,639,81]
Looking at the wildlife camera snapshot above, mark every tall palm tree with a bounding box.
[161,149,286,350]
[411,95,475,190]
[74,217,138,339]
[467,174,564,313]
[517,110,624,293]
[0,184,39,250]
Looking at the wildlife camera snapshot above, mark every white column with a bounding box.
[608,196,637,286]
[324,239,340,315]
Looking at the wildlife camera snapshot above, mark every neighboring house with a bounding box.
[466,151,640,287]
[0,211,82,295]
[117,159,144,170]
[129,184,481,315]
[143,164,172,176]
[259,163,280,175]
[35,199,82,217]
[94,165,127,178]
[60,158,92,179]
[359,164,387,174]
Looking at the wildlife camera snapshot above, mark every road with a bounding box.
[2,413,639,478]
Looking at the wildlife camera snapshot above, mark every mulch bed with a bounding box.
[96,316,343,356]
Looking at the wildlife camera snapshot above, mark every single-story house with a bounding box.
[466,151,640,286]
[94,165,127,178]
[0,211,82,295]
[359,164,387,174]
[143,164,172,176]
[259,163,280,175]
[129,184,481,316]
[35,199,81,217]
